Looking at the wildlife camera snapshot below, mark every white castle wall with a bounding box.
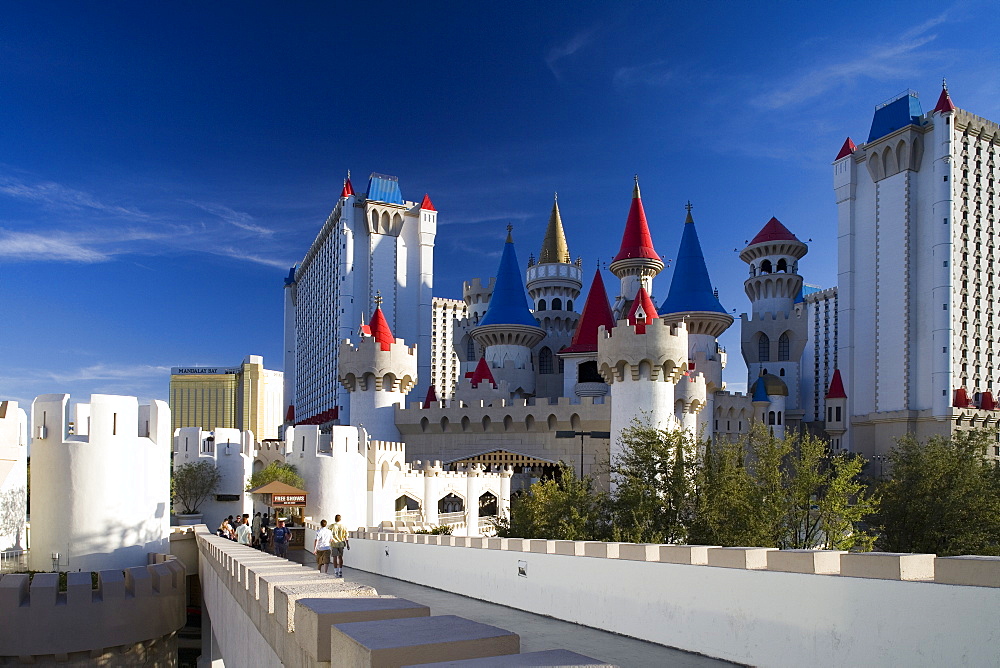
[30,394,171,572]
[0,401,28,553]
[173,426,254,530]
[290,425,368,530]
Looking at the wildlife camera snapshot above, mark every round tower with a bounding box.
[471,227,546,397]
[824,369,848,452]
[751,374,788,439]
[597,288,688,464]
[660,203,734,437]
[739,217,809,415]
[609,176,664,319]
[339,298,417,441]
[526,194,583,397]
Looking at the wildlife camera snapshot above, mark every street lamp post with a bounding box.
[555,430,611,478]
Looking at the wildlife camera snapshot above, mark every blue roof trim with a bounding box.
[868,93,923,143]
[366,173,404,205]
[478,238,538,328]
[752,378,770,403]
[661,219,728,316]
[284,266,297,286]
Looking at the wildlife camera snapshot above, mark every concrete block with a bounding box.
[527,540,555,554]
[486,538,509,550]
[553,541,585,556]
[617,543,660,562]
[768,550,846,574]
[412,648,616,666]
[935,555,1000,587]
[454,537,470,547]
[414,534,429,544]
[582,542,619,559]
[29,572,58,605]
[330,615,519,666]
[274,579,380,633]
[658,545,718,565]
[505,539,525,552]
[65,571,94,606]
[468,537,487,549]
[840,552,936,581]
[707,547,777,569]
[295,596,430,662]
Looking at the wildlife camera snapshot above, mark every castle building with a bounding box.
[834,83,1000,457]
[168,355,283,440]
[284,172,436,428]
[802,286,839,425]
[431,297,467,401]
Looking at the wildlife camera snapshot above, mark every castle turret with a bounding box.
[597,287,688,464]
[339,299,417,441]
[526,194,583,398]
[471,227,546,397]
[824,369,847,451]
[609,177,664,318]
[560,269,616,398]
[660,204,734,436]
[752,373,788,438]
[740,217,809,422]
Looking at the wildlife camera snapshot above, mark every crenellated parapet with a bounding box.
[596,319,689,384]
[339,337,418,393]
[675,370,708,410]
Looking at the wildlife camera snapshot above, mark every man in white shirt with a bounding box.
[313,519,333,574]
[236,517,252,546]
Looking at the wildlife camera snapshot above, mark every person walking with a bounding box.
[251,512,262,548]
[272,519,290,558]
[330,514,350,578]
[236,517,252,546]
[313,519,333,574]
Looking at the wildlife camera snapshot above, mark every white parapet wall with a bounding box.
[0,552,186,662]
[0,400,28,554]
[345,534,1000,667]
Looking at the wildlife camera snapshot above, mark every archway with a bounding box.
[479,491,498,516]
[438,493,464,514]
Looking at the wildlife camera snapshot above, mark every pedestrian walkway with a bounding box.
[288,549,738,667]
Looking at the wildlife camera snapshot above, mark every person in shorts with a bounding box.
[313,519,333,574]
[330,514,350,578]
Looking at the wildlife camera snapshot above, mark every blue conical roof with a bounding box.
[478,230,538,328]
[752,377,770,403]
[661,208,727,315]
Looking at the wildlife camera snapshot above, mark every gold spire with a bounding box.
[633,174,641,199]
[685,200,694,224]
[538,194,571,264]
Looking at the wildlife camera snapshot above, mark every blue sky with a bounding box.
[2,1,998,406]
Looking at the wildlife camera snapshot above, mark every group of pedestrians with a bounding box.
[312,515,350,578]
[217,512,291,557]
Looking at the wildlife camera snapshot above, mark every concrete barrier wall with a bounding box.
[0,552,186,660]
[345,534,1000,667]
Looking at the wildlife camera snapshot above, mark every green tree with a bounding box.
[173,461,222,514]
[689,437,764,546]
[246,461,305,491]
[501,464,608,540]
[609,415,698,544]
[875,430,1000,556]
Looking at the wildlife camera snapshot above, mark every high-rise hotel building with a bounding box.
[169,355,283,440]
[284,173,436,426]
[430,297,466,401]
[835,83,1000,456]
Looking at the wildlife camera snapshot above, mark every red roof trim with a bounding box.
[748,217,800,246]
[341,177,355,198]
[933,87,956,113]
[469,357,496,388]
[423,384,438,408]
[825,369,847,399]
[562,270,615,354]
[612,190,659,262]
[420,193,436,211]
[367,307,395,351]
[626,287,658,332]
[835,137,857,160]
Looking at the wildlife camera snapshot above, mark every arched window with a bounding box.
[578,360,602,383]
[777,412,783,425]
[768,411,776,425]
[758,333,770,361]
[538,299,547,311]
[466,337,476,362]
[566,300,573,311]
[539,347,553,374]
[777,258,788,272]
[778,333,790,361]
[552,298,563,310]
[761,260,772,274]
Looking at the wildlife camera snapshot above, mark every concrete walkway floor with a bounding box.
[288,549,738,668]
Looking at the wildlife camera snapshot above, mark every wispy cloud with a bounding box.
[213,246,292,269]
[37,363,171,384]
[545,28,597,79]
[613,60,674,89]
[751,13,954,110]
[186,201,274,236]
[0,176,147,219]
[442,211,533,226]
[0,229,111,262]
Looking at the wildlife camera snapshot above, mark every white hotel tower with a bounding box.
[284,173,436,427]
[836,83,1000,457]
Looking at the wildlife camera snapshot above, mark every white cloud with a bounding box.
[213,246,292,269]
[545,29,597,79]
[0,176,147,219]
[0,229,110,262]
[186,201,274,236]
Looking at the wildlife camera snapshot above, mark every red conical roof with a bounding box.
[933,85,956,113]
[954,388,972,408]
[748,217,800,246]
[341,175,355,198]
[979,392,996,411]
[835,137,857,160]
[626,286,658,328]
[826,369,847,399]
[423,384,438,408]
[285,404,295,422]
[612,179,659,262]
[467,357,496,389]
[562,270,615,354]
[420,193,436,211]
[362,307,395,351]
